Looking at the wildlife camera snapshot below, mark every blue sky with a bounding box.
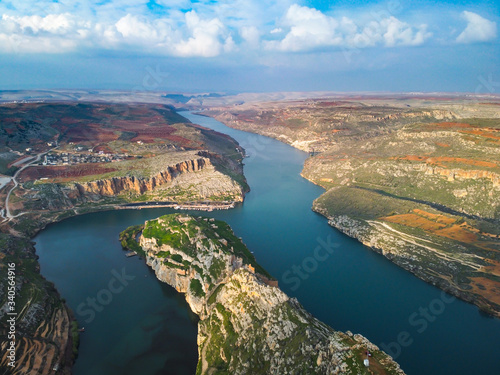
[0,0,498,93]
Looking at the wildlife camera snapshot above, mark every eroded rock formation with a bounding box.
[76,157,209,196]
[123,214,405,375]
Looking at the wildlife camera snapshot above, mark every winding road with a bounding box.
[1,149,54,221]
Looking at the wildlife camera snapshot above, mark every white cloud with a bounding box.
[115,14,156,40]
[0,32,78,53]
[114,14,176,49]
[456,11,497,44]
[240,25,260,47]
[265,5,342,51]
[0,10,231,57]
[380,17,431,47]
[0,13,91,39]
[266,5,432,52]
[0,13,86,52]
[173,11,231,57]
[0,2,437,56]
[338,17,357,35]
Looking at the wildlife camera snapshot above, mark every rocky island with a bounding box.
[121,213,405,374]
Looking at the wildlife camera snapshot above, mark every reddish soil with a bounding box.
[423,122,500,143]
[381,209,478,243]
[459,129,500,141]
[19,164,117,183]
[0,102,198,150]
[382,213,447,231]
[64,126,118,143]
[435,142,450,148]
[433,226,478,243]
[426,157,497,168]
[93,144,113,153]
[413,209,456,225]
[470,277,500,305]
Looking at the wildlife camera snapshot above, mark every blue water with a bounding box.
[34,112,500,375]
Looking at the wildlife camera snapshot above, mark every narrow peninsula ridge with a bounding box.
[120,213,405,375]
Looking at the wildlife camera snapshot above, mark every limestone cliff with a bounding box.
[0,101,250,375]
[74,153,245,203]
[121,214,405,375]
[318,210,500,318]
[312,190,500,318]
[76,157,209,196]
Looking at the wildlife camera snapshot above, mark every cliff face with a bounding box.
[423,165,500,187]
[125,214,405,375]
[141,232,233,317]
[197,269,403,375]
[206,105,457,153]
[76,157,209,196]
[312,191,500,318]
[71,153,245,203]
[0,101,251,375]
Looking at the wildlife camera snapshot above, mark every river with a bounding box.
[34,111,500,375]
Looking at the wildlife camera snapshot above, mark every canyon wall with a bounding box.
[76,157,209,196]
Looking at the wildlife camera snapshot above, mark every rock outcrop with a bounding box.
[423,166,500,187]
[76,157,209,196]
[74,153,245,202]
[122,214,405,375]
[0,235,75,375]
[312,196,500,318]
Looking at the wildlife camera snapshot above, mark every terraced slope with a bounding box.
[0,234,76,375]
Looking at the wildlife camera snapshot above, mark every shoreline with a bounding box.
[7,199,240,374]
[205,112,500,319]
[300,169,500,318]
[26,200,240,239]
[311,205,500,319]
[122,214,406,374]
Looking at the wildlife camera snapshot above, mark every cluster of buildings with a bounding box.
[40,151,128,166]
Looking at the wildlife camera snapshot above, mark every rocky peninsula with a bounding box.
[121,213,405,374]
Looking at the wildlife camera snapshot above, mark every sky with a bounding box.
[0,0,498,93]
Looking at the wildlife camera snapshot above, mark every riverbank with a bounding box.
[1,198,242,374]
[124,201,237,211]
[200,104,500,319]
[295,167,500,317]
